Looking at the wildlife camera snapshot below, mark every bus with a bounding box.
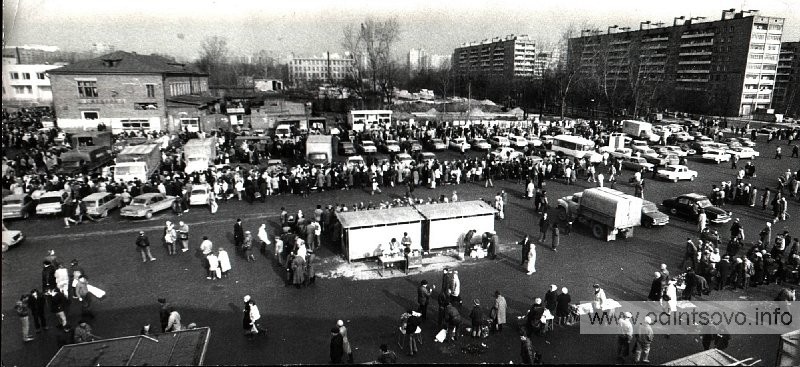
[551,134,602,163]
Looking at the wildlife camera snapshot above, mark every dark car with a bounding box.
[661,193,731,224]
[423,138,446,151]
[338,141,356,156]
[641,200,669,228]
[402,139,423,153]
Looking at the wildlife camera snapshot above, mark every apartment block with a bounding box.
[773,41,800,116]
[568,9,785,116]
[1,58,63,107]
[288,52,354,86]
[452,35,536,80]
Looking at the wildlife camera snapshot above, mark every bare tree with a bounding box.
[556,25,584,120]
[198,36,229,85]
[342,17,401,107]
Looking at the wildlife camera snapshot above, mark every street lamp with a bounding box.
[673,16,685,26]
[640,21,651,30]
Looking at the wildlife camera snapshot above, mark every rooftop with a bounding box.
[49,51,206,75]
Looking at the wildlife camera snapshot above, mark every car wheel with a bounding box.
[672,177,678,183]
[101,210,108,218]
[591,222,607,240]
[558,207,568,222]
[669,208,677,215]
[715,160,720,164]
[643,219,653,228]
[145,211,153,219]
[690,175,695,181]
[22,211,29,219]
[1,242,8,252]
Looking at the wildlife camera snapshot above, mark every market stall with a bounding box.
[415,201,496,251]
[336,207,424,262]
[777,329,800,366]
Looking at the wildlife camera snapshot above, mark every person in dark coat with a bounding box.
[556,287,572,325]
[648,272,663,301]
[417,280,433,320]
[234,218,245,251]
[28,289,47,332]
[242,295,252,334]
[158,298,171,332]
[330,327,345,364]
[469,298,486,338]
[291,253,306,288]
[526,298,546,336]
[42,261,56,292]
[445,303,462,341]
[520,335,536,365]
[438,289,451,328]
[405,310,421,356]
[717,256,732,290]
[544,285,558,315]
[519,235,531,266]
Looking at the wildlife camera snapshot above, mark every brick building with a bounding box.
[452,35,536,80]
[49,51,216,133]
[568,9,785,117]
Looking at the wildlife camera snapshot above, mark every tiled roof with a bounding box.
[49,51,207,75]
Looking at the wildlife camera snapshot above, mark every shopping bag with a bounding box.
[435,329,447,343]
[87,284,106,299]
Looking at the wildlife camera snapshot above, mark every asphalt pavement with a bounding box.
[2,136,797,366]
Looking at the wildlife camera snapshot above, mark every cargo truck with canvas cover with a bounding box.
[114,144,161,183]
[557,187,643,241]
[305,135,333,165]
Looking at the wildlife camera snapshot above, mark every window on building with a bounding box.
[81,111,99,120]
[36,72,45,80]
[134,102,158,110]
[146,84,155,98]
[77,81,98,98]
[12,85,33,94]
[769,24,782,31]
[22,73,31,79]
[768,35,781,41]
[10,72,19,79]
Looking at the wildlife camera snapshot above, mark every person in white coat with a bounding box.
[451,271,462,307]
[207,252,220,280]
[218,248,231,278]
[257,223,271,255]
[55,264,69,297]
[526,245,537,275]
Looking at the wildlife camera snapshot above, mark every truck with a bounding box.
[556,187,643,241]
[114,144,161,183]
[183,137,218,174]
[621,120,660,143]
[305,135,333,165]
[71,131,113,151]
[57,146,114,175]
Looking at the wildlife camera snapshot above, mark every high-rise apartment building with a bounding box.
[408,48,426,76]
[568,9,785,116]
[288,52,354,86]
[452,35,536,80]
[773,41,800,116]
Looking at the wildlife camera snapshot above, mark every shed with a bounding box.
[46,327,211,367]
[336,207,424,261]
[777,329,800,366]
[415,201,496,251]
[663,348,757,366]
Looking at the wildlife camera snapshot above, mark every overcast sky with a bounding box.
[3,0,799,61]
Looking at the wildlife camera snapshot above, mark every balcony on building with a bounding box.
[681,31,715,39]
[641,36,670,43]
[680,40,714,47]
[676,78,709,82]
[677,60,712,65]
[679,51,712,57]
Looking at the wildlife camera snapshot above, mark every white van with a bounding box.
[82,192,121,217]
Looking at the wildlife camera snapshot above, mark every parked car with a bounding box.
[35,190,70,215]
[509,136,528,150]
[739,138,756,147]
[724,138,743,149]
[82,192,122,217]
[379,139,401,153]
[526,137,543,149]
[395,153,415,168]
[661,193,731,224]
[488,136,511,148]
[641,200,670,228]
[357,140,377,154]
[632,146,659,160]
[656,165,698,182]
[449,137,471,152]
[2,223,24,252]
[1,194,36,219]
[338,141,356,156]
[608,148,632,160]
[490,147,524,161]
[189,184,211,206]
[346,155,365,167]
[656,145,689,157]
[424,138,446,151]
[402,139,423,153]
[121,193,176,219]
[621,156,654,172]
[470,137,491,151]
[672,132,695,142]
[758,126,779,135]
[701,149,732,164]
[648,153,680,167]
[417,152,437,163]
[726,147,759,159]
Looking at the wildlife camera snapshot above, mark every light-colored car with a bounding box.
[609,148,633,160]
[526,137,543,148]
[656,165,698,182]
[380,139,401,153]
[425,138,447,151]
[672,132,695,142]
[395,153,414,168]
[621,156,654,171]
[739,138,756,147]
[630,140,649,149]
[189,184,211,206]
[632,146,659,160]
[120,193,177,219]
[490,147,524,161]
[701,149,732,164]
[449,137,471,152]
[82,192,122,217]
[2,225,24,252]
[2,194,36,219]
[656,145,689,157]
[488,136,511,148]
[726,147,759,159]
[509,136,528,150]
[418,152,436,162]
[346,155,365,167]
[357,140,377,154]
[35,190,70,215]
[470,138,491,151]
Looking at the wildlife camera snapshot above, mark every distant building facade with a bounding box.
[49,51,214,132]
[773,41,800,116]
[288,52,354,86]
[452,35,536,80]
[1,58,63,107]
[568,9,785,116]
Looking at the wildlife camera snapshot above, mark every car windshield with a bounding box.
[191,189,207,195]
[696,199,713,208]
[187,157,206,162]
[309,153,327,160]
[363,141,375,146]
[132,198,149,205]
[643,203,658,212]
[83,200,98,207]
[115,166,146,175]
[39,196,63,204]
[3,199,21,205]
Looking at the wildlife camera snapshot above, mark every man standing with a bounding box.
[617,312,633,363]
[330,327,344,364]
[417,280,433,320]
[438,289,451,328]
[492,290,507,333]
[46,288,68,328]
[519,235,531,266]
[775,146,782,159]
[234,218,244,251]
[538,213,550,243]
[178,221,190,253]
[28,289,47,332]
[136,231,156,262]
[633,316,654,364]
[551,224,560,252]
[74,275,94,319]
[682,239,698,271]
[158,298,170,332]
[648,272,663,301]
